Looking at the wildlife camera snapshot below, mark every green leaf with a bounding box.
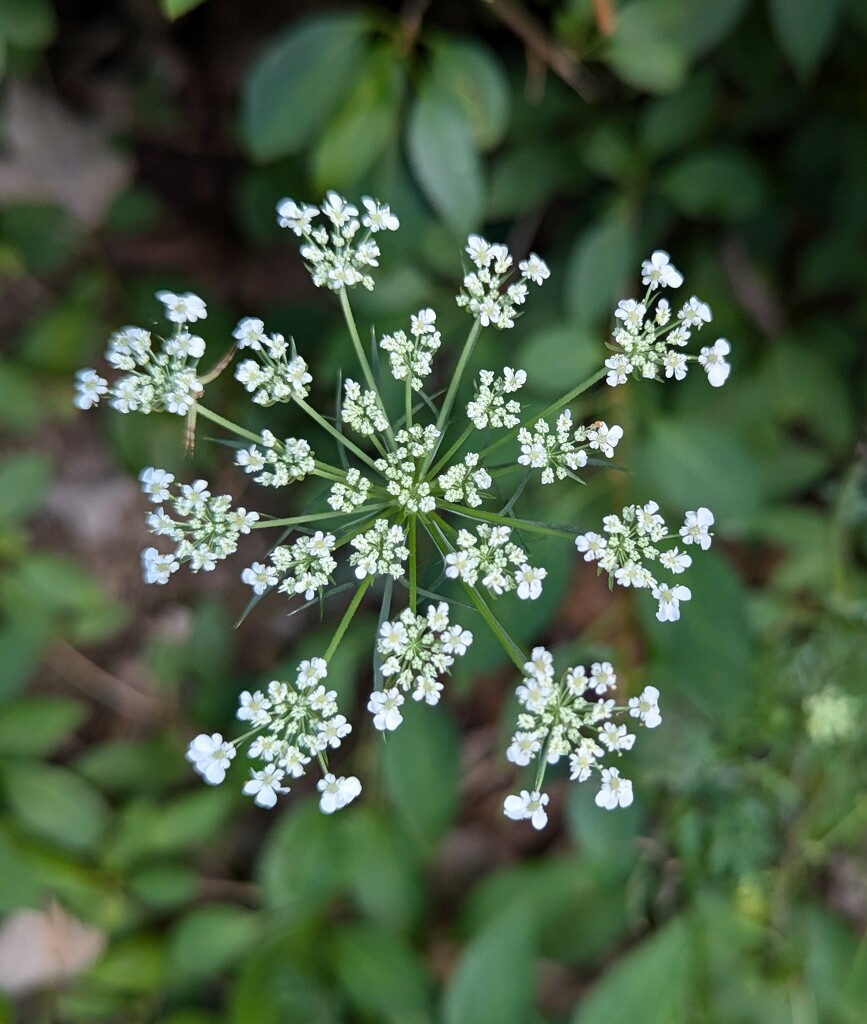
[572,916,694,1023]
[168,904,261,983]
[677,0,750,56]
[1,761,110,852]
[242,12,372,162]
[517,323,603,395]
[659,147,766,221]
[0,622,47,700]
[75,737,187,795]
[407,76,483,234]
[443,903,535,1024]
[331,923,433,1023]
[0,453,52,525]
[159,0,206,19]
[606,1,688,94]
[381,701,459,851]
[342,809,425,931]
[636,416,766,528]
[311,44,403,192]
[564,213,635,324]
[0,360,45,433]
[0,828,44,911]
[428,36,510,151]
[128,861,197,910]
[640,72,715,157]
[0,0,56,48]
[768,0,840,77]
[258,797,346,913]
[0,697,86,756]
[86,937,165,995]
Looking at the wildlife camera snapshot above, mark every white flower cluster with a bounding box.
[242,530,337,600]
[186,658,361,813]
[446,524,547,601]
[277,192,398,291]
[380,309,442,390]
[349,520,409,580]
[342,379,389,436]
[466,367,526,430]
[74,293,209,415]
[139,467,258,583]
[503,647,661,829]
[518,412,623,485]
[605,251,731,389]
[327,467,372,512]
[375,425,440,513]
[457,237,550,329]
[76,190,732,827]
[437,453,492,507]
[235,429,315,487]
[234,324,312,407]
[576,504,715,622]
[369,602,474,726]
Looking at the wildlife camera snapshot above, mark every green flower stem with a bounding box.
[196,404,264,446]
[324,576,373,663]
[478,365,608,462]
[422,319,481,474]
[405,377,413,431]
[408,514,418,612]
[295,396,379,471]
[338,287,395,447]
[425,513,527,670]
[438,501,580,540]
[427,424,474,481]
[252,504,389,530]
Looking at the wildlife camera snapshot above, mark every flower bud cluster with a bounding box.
[140,467,258,583]
[605,251,731,389]
[445,524,547,601]
[503,647,662,829]
[242,530,336,600]
[234,325,312,407]
[186,658,361,813]
[374,425,440,513]
[518,412,624,485]
[74,292,209,415]
[466,367,526,429]
[456,237,549,329]
[577,503,715,622]
[327,467,373,512]
[437,453,492,507]
[349,520,409,580]
[379,309,442,390]
[369,602,474,726]
[277,192,398,292]
[235,429,315,487]
[342,379,389,436]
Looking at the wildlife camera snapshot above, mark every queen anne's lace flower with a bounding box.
[605,253,732,389]
[503,647,659,827]
[76,192,729,823]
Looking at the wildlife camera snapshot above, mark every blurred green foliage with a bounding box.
[1,0,866,1021]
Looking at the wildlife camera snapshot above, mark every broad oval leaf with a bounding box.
[428,36,510,152]
[407,77,483,235]
[311,43,403,192]
[242,12,372,162]
[768,0,840,78]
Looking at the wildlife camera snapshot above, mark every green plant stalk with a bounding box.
[425,513,527,670]
[422,319,481,474]
[196,403,264,446]
[408,514,418,612]
[252,504,389,530]
[295,396,379,471]
[339,287,395,447]
[324,576,373,663]
[478,365,608,461]
[438,500,580,540]
[428,424,474,480]
[405,376,413,431]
